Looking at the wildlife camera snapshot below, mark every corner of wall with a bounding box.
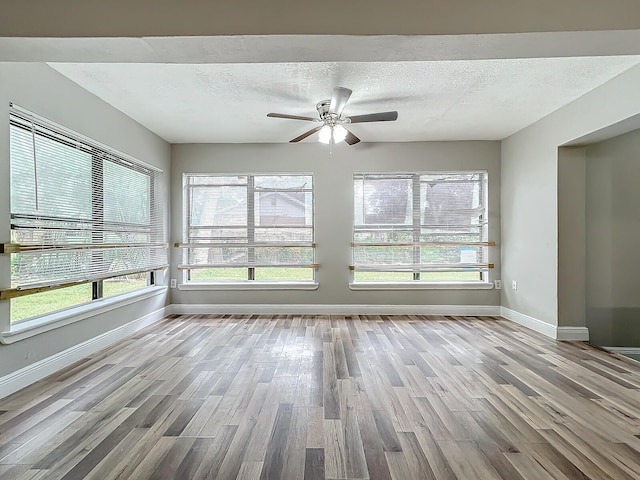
[500,306,589,341]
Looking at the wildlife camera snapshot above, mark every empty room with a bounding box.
[1,1,640,479]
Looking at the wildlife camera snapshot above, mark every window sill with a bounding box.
[178,282,319,291]
[1,286,167,344]
[349,281,494,291]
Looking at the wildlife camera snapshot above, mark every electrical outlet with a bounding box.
[494,280,502,290]
[512,280,518,291]
[170,278,177,288]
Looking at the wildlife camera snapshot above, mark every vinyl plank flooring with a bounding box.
[1,314,639,479]
[82,427,148,480]
[339,381,368,479]
[169,437,215,480]
[306,406,324,449]
[125,436,175,480]
[0,409,83,465]
[279,406,309,480]
[189,425,238,479]
[214,413,260,478]
[437,440,485,479]
[505,451,568,480]
[260,403,293,480]
[33,406,136,474]
[238,461,264,480]
[323,419,347,479]
[304,448,325,480]
[147,437,195,480]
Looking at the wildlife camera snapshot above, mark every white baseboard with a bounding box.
[500,307,589,341]
[500,306,557,339]
[603,347,640,355]
[556,326,590,341]
[167,304,501,316]
[0,306,167,400]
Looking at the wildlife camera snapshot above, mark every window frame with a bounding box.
[3,105,167,327]
[350,171,494,290]
[179,173,317,290]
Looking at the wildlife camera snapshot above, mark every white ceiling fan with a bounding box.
[267,86,398,145]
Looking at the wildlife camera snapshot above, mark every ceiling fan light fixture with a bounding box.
[318,123,348,144]
[333,124,348,143]
[318,124,332,144]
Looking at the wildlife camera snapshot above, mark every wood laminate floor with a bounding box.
[1,314,640,480]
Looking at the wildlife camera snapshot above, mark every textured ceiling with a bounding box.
[49,56,640,144]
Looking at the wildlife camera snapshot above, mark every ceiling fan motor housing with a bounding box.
[316,100,345,127]
[316,100,332,119]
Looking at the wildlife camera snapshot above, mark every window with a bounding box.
[181,174,315,283]
[352,172,491,284]
[3,105,167,324]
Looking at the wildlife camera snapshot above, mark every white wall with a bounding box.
[501,63,640,327]
[0,63,171,378]
[557,147,586,328]
[586,129,640,347]
[170,141,501,308]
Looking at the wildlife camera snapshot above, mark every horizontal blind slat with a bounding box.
[353,171,488,281]
[178,263,318,270]
[8,106,166,291]
[351,263,493,272]
[183,174,315,281]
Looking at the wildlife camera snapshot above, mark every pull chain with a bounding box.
[329,126,334,156]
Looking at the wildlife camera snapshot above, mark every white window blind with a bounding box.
[181,174,315,282]
[7,107,167,292]
[352,172,491,282]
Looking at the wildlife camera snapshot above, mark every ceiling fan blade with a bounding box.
[329,87,352,116]
[344,129,361,146]
[267,113,317,121]
[348,111,398,123]
[267,113,318,122]
[290,126,323,143]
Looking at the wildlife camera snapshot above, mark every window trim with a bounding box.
[4,104,166,325]
[178,281,318,291]
[181,173,316,285]
[1,285,167,344]
[349,281,494,290]
[351,170,493,288]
